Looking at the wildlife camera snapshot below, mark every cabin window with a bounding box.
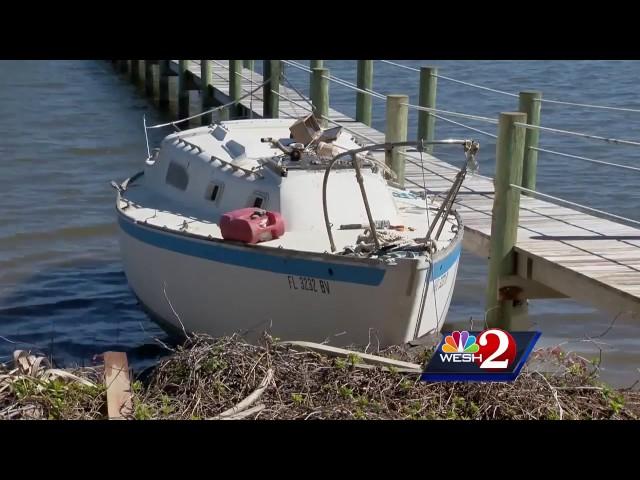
[224,140,246,159]
[212,125,227,141]
[250,192,268,209]
[205,182,224,203]
[165,160,189,190]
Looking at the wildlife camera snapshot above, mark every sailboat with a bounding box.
[114,112,478,346]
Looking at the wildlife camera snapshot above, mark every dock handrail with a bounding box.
[144,77,270,131]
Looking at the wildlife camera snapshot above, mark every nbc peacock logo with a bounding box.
[442,331,480,353]
[439,330,483,364]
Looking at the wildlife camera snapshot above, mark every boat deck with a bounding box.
[119,180,458,256]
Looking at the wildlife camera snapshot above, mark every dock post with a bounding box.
[263,60,281,118]
[356,60,373,126]
[104,352,133,420]
[485,112,527,329]
[310,60,323,86]
[311,67,329,127]
[243,60,254,70]
[417,66,438,154]
[130,60,140,84]
[229,60,243,118]
[201,60,213,125]
[178,60,189,120]
[518,91,542,193]
[119,60,128,74]
[385,94,409,188]
[144,60,154,97]
[159,60,170,110]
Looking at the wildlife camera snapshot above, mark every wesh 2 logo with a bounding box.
[422,329,540,382]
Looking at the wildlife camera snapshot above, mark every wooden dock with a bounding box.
[118,60,640,324]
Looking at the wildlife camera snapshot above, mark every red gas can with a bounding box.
[220,208,286,244]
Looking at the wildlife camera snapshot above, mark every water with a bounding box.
[1,60,638,387]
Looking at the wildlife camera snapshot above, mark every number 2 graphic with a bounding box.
[478,329,510,369]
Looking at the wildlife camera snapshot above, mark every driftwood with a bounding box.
[209,369,273,420]
[277,341,422,373]
[104,352,133,420]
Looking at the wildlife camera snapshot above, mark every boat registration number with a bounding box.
[434,271,449,291]
[287,275,331,295]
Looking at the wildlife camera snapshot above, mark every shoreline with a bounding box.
[1,333,638,420]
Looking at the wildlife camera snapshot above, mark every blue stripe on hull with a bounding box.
[119,216,386,286]
[432,242,461,279]
[118,215,461,286]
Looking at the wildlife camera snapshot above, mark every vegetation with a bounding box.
[1,334,638,420]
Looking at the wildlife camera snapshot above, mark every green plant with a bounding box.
[134,402,156,420]
[338,385,354,399]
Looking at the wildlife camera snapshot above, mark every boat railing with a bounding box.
[322,139,479,253]
[176,137,205,153]
[210,155,263,180]
[174,137,264,180]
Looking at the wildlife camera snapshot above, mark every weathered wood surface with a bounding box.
[104,352,132,420]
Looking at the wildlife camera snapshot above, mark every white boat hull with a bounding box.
[118,214,461,347]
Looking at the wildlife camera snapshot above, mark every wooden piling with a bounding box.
[485,112,527,328]
[178,60,189,120]
[311,68,329,127]
[417,66,438,154]
[385,94,409,187]
[229,60,243,118]
[201,60,213,125]
[518,91,542,193]
[119,60,128,74]
[144,60,154,97]
[104,352,132,420]
[263,60,282,118]
[130,60,139,83]
[310,60,323,86]
[159,60,170,110]
[356,60,373,126]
